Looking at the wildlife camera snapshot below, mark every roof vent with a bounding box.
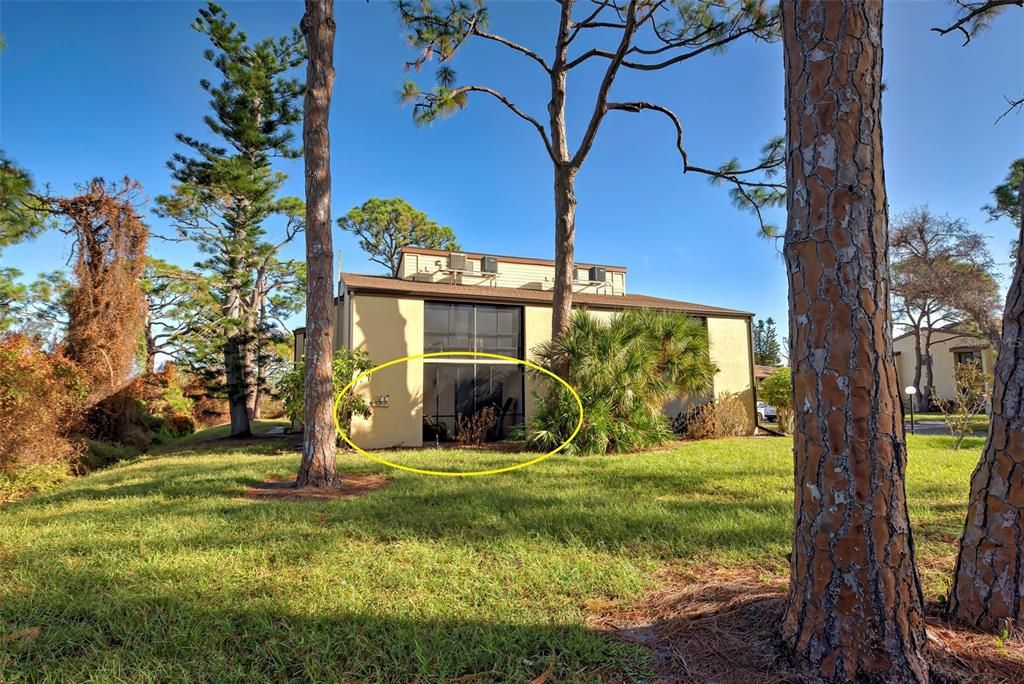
[480,255,498,274]
[448,252,467,272]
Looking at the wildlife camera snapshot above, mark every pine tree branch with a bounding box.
[472,27,552,73]
[571,0,641,168]
[442,85,556,161]
[606,101,688,168]
[931,0,1022,45]
[995,93,1024,123]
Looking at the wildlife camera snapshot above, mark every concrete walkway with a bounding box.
[904,419,986,437]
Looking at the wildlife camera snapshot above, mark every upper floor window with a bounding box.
[424,302,522,357]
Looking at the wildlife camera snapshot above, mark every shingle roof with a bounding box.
[340,273,753,318]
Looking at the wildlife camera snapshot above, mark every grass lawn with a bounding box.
[0,432,984,682]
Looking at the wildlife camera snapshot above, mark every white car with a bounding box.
[757,401,778,422]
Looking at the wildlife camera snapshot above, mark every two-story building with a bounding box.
[294,247,757,449]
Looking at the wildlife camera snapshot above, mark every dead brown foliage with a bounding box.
[49,178,148,407]
[587,567,1024,683]
[0,334,87,475]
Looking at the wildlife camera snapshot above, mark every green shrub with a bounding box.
[80,439,141,472]
[0,462,71,503]
[521,309,715,455]
[758,367,793,433]
[276,348,374,433]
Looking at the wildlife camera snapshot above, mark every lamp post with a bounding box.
[904,386,917,435]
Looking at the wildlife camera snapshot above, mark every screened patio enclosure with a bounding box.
[422,301,525,442]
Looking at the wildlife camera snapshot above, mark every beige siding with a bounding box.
[522,305,553,421]
[707,316,756,433]
[893,330,995,402]
[348,294,425,449]
[399,251,625,296]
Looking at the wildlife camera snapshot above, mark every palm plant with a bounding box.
[523,309,715,455]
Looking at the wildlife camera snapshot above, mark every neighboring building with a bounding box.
[893,326,996,404]
[754,364,781,384]
[294,247,757,449]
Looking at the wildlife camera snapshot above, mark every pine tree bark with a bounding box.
[224,335,252,438]
[921,328,934,411]
[551,163,577,340]
[912,327,925,410]
[948,176,1024,630]
[295,0,339,489]
[549,1,574,341]
[780,1,929,680]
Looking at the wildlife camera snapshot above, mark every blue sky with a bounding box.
[2,1,1022,335]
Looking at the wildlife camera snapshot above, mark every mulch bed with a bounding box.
[245,474,390,501]
[588,568,1024,683]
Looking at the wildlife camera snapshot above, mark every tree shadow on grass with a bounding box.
[3,446,796,564]
[0,566,648,683]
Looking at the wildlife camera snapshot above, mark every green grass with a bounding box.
[0,433,983,682]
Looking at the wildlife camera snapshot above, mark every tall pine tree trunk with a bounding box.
[912,327,925,410]
[224,335,252,438]
[920,328,934,411]
[551,163,577,340]
[948,176,1024,630]
[549,1,574,342]
[296,0,339,489]
[780,1,928,680]
[224,283,252,438]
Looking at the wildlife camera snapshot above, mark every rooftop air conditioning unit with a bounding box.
[588,266,607,283]
[448,252,468,272]
[480,256,498,274]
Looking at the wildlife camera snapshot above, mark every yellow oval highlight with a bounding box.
[333,351,583,477]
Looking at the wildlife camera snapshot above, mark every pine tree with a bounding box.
[156,2,306,438]
[753,317,781,366]
[296,0,340,489]
[397,0,784,341]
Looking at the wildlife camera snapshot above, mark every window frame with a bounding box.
[423,301,524,358]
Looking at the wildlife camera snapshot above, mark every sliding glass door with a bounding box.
[422,301,525,442]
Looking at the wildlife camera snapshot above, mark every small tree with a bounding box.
[338,197,459,277]
[277,349,373,435]
[753,317,782,366]
[758,367,792,433]
[936,361,990,450]
[0,152,46,330]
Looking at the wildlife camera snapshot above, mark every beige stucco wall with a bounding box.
[707,316,756,433]
[347,294,425,449]
[893,330,994,403]
[522,305,554,421]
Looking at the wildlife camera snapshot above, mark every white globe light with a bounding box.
[904,386,917,395]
